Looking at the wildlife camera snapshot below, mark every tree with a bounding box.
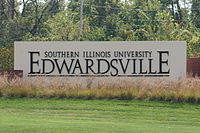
[191,0,200,28]
[45,11,80,41]
[29,0,65,36]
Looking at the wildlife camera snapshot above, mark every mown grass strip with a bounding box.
[0,98,200,133]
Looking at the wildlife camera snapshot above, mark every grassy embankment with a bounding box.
[0,77,200,103]
[0,98,200,133]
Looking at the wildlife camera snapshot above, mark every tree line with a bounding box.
[0,0,200,58]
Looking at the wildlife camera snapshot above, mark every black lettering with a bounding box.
[28,52,40,74]
[44,51,48,58]
[132,59,137,74]
[119,59,130,74]
[72,59,83,74]
[158,51,170,74]
[41,59,55,74]
[54,59,74,74]
[97,59,110,74]
[85,59,95,74]
[148,59,157,74]
[139,59,147,74]
[110,59,118,76]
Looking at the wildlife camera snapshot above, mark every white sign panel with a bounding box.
[14,41,186,78]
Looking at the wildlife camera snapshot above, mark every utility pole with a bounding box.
[79,0,84,39]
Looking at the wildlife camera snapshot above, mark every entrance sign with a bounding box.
[14,41,186,78]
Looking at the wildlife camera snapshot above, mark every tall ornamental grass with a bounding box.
[0,76,200,103]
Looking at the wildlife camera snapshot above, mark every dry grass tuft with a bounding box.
[0,76,200,103]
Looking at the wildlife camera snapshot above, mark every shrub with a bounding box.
[0,48,14,70]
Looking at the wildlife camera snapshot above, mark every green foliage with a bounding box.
[86,27,106,41]
[191,0,200,28]
[0,48,13,70]
[45,11,80,41]
[1,0,200,69]
[188,36,200,57]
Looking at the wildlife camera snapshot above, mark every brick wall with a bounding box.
[187,58,200,77]
[0,70,23,79]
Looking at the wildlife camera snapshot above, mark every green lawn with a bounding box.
[0,98,200,133]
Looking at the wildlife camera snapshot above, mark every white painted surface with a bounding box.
[14,41,186,78]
